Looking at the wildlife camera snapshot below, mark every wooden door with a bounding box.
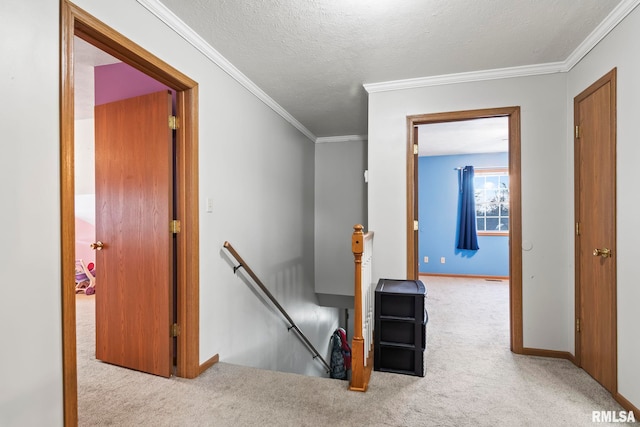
[574,69,617,393]
[94,90,174,377]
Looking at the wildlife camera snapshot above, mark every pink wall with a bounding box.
[95,62,176,111]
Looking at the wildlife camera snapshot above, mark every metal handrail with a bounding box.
[223,241,331,373]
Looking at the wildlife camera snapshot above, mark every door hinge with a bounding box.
[414,220,419,231]
[171,323,181,337]
[169,115,178,130]
[575,125,581,139]
[576,318,580,333]
[575,222,581,236]
[413,144,419,155]
[170,220,181,234]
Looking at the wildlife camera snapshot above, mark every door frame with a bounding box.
[406,107,523,353]
[573,68,617,389]
[61,1,200,425]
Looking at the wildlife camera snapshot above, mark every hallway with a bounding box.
[75,277,626,426]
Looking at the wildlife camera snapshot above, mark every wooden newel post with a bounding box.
[352,224,364,340]
[350,224,366,391]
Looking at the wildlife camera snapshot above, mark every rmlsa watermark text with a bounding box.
[592,410,636,423]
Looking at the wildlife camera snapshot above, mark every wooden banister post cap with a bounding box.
[352,224,364,253]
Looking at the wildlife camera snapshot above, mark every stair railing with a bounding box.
[349,224,375,392]
[223,241,331,373]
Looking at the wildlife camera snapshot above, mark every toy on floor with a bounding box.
[75,259,96,295]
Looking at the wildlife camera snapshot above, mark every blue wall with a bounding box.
[418,152,509,276]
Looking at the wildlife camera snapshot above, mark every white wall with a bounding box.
[74,118,95,196]
[314,140,367,304]
[367,73,572,352]
[566,4,640,410]
[1,1,339,425]
[0,1,64,425]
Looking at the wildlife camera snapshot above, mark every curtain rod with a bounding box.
[453,166,507,171]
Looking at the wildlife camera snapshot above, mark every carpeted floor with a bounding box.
[76,277,632,426]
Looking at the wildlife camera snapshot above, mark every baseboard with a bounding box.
[419,273,509,281]
[199,353,219,375]
[521,347,576,363]
[614,392,640,419]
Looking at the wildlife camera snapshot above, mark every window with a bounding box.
[474,169,509,234]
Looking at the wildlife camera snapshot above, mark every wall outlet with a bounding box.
[424,256,429,263]
[440,257,446,264]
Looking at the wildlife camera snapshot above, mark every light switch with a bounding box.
[206,197,214,213]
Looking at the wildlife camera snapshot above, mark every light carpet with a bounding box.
[76,277,632,426]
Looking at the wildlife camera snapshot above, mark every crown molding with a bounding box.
[363,62,565,93]
[136,0,317,142]
[137,0,640,136]
[365,0,640,94]
[564,0,640,70]
[315,135,368,144]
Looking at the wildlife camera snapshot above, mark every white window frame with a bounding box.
[474,168,509,236]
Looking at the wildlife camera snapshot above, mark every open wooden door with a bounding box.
[574,69,617,393]
[94,90,174,377]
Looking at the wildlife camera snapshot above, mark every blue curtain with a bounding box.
[457,166,479,250]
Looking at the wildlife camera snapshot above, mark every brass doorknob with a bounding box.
[593,248,611,258]
[90,241,104,251]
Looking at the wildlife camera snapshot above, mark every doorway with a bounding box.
[74,38,180,376]
[415,117,510,279]
[574,68,617,393]
[406,107,523,353]
[61,1,200,424]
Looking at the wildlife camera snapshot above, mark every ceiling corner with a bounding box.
[136,0,317,142]
[563,0,640,71]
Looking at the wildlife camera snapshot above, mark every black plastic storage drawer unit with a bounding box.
[374,279,427,377]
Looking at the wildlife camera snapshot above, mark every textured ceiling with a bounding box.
[158,0,623,139]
